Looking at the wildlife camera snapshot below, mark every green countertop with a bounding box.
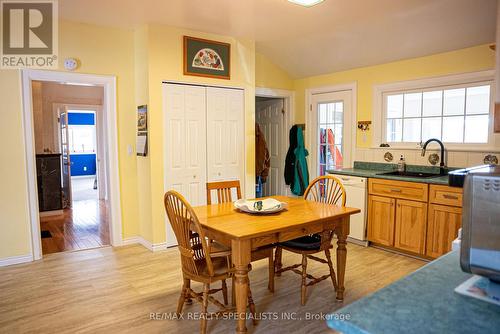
[327,161,452,185]
[326,251,500,334]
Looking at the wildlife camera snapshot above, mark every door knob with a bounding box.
[193,175,196,179]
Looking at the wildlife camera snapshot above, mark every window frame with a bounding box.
[372,70,498,151]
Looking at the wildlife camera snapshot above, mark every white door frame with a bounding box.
[255,87,295,196]
[21,69,123,260]
[305,82,357,178]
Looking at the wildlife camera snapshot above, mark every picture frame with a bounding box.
[183,36,231,80]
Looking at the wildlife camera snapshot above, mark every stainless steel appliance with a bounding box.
[460,165,500,282]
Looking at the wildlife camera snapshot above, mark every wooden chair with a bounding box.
[164,190,256,333]
[274,175,346,305]
[206,180,275,296]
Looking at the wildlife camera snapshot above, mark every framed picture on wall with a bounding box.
[183,36,231,80]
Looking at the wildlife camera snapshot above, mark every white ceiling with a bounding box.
[59,0,497,78]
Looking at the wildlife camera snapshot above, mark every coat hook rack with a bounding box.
[357,121,371,131]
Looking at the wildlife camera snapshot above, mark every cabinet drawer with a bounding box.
[278,222,323,243]
[429,185,463,207]
[369,178,428,202]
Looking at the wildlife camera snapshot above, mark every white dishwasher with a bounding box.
[330,174,368,246]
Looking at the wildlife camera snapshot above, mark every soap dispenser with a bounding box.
[397,155,406,173]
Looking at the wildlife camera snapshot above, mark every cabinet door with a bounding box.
[426,204,462,258]
[367,195,395,246]
[394,199,427,254]
[206,87,244,184]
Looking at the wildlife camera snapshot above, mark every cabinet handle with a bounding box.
[390,188,402,193]
[443,194,458,200]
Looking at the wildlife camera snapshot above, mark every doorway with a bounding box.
[22,70,122,260]
[307,84,356,179]
[33,82,109,255]
[255,97,285,197]
[255,88,294,197]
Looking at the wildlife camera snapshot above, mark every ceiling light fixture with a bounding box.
[288,0,324,7]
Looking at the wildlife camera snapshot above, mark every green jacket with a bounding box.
[292,127,309,196]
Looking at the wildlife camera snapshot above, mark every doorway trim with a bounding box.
[305,82,358,178]
[255,87,295,196]
[21,69,123,260]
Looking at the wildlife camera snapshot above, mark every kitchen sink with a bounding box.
[376,171,442,178]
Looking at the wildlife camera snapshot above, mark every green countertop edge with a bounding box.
[327,161,454,185]
[326,251,500,334]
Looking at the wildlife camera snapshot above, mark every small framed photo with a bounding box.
[137,105,147,132]
[183,36,230,80]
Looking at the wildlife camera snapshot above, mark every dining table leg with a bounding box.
[334,217,350,301]
[231,239,251,333]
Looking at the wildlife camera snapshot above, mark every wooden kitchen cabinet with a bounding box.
[394,199,427,254]
[368,179,463,258]
[367,195,395,246]
[426,185,463,258]
[426,204,462,258]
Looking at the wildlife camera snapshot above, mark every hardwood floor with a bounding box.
[40,199,110,254]
[0,243,425,333]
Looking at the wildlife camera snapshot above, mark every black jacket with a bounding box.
[284,125,298,187]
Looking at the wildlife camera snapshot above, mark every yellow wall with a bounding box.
[0,71,33,258]
[0,20,139,259]
[144,25,256,244]
[294,44,495,147]
[59,21,139,238]
[134,25,154,243]
[0,16,494,261]
[255,52,294,90]
[0,19,257,260]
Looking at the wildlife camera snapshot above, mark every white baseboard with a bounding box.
[122,236,168,252]
[0,254,34,267]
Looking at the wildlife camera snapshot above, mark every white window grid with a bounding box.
[383,82,492,144]
[318,101,343,175]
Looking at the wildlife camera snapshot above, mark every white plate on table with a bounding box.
[234,198,287,214]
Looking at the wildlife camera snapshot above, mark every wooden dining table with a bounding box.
[192,195,360,333]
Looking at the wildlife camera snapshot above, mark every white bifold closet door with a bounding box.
[163,84,207,246]
[206,87,244,183]
[163,83,244,247]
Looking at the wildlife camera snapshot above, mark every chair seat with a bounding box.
[196,256,230,278]
[280,234,321,250]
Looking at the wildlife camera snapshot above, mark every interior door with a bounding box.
[256,98,284,196]
[206,87,244,183]
[59,107,72,208]
[163,84,207,247]
[311,90,353,178]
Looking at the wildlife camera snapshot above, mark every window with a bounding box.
[68,125,96,153]
[384,83,491,144]
[318,101,343,176]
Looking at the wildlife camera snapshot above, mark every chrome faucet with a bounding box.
[420,138,446,175]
